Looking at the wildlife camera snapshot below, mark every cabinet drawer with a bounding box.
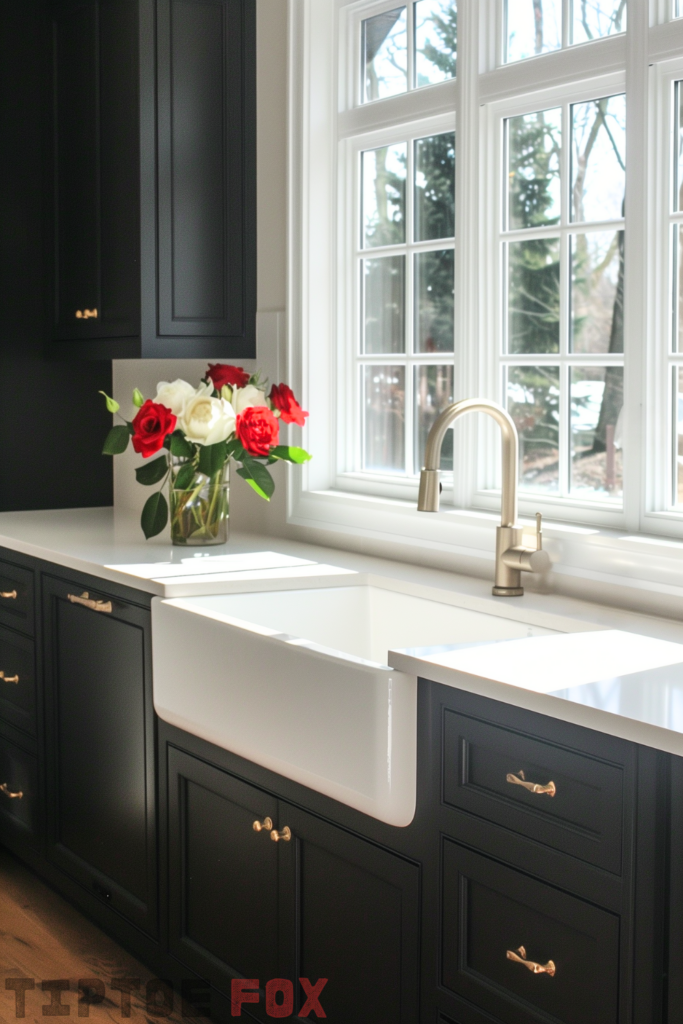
[442,839,619,1024]
[0,628,36,735]
[0,559,34,636]
[0,735,38,841]
[443,710,625,873]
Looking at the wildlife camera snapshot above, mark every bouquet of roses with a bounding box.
[101,363,310,543]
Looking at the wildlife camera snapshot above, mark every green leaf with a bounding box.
[99,391,120,414]
[169,433,194,458]
[225,438,246,461]
[140,491,168,539]
[132,388,145,408]
[238,458,275,501]
[135,455,168,486]
[268,445,312,464]
[173,462,196,491]
[198,440,228,478]
[102,425,130,455]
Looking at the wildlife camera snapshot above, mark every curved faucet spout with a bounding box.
[418,398,518,527]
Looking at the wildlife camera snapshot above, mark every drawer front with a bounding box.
[442,839,620,1024]
[443,710,624,873]
[0,559,34,636]
[0,629,36,735]
[0,735,38,840]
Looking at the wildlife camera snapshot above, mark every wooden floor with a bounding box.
[0,847,195,1024]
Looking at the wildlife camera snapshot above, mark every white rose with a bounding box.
[232,384,268,415]
[179,382,236,446]
[154,379,196,416]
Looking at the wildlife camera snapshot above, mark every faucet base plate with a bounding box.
[492,586,524,597]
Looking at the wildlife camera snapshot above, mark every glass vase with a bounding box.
[169,457,229,546]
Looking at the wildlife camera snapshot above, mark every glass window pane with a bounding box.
[362,7,407,102]
[507,108,561,231]
[675,82,683,212]
[571,230,623,353]
[571,95,625,224]
[570,366,623,499]
[505,0,562,63]
[362,257,405,354]
[415,132,455,241]
[362,144,407,248]
[674,368,683,506]
[507,238,560,354]
[415,366,454,472]
[415,249,454,352]
[571,0,626,45]
[507,366,560,492]
[414,0,457,86]
[675,225,683,354]
[363,366,406,472]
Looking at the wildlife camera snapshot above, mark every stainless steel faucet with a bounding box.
[417,398,550,596]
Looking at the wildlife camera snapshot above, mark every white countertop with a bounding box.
[5,506,683,756]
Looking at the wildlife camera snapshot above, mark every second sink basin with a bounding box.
[152,575,565,826]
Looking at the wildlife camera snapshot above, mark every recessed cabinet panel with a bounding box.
[0,629,36,735]
[443,709,625,874]
[52,0,140,343]
[281,803,421,1024]
[0,559,34,636]
[0,734,39,844]
[156,0,244,338]
[168,748,280,1000]
[442,839,620,1024]
[43,576,157,937]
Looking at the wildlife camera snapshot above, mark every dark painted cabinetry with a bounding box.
[42,573,158,938]
[0,543,680,1024]
[167,747,420,1024]
[50,0,256,359]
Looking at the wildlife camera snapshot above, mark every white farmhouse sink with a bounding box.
[151,576,563,826]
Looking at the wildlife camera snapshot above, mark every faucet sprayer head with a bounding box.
[417,469,441,512]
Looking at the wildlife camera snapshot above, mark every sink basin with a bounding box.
[151,576,562,826]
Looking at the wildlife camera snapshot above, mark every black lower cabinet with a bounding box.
[43,573,158,938]
[167,747,420,1024]
[0,726,40,850]
[441,840,619,1024]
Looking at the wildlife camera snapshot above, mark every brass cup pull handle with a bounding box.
[0,672,19,684]
[0,783,23,800]
[507,946,556,977]
[67,592,113,614]
[75,308,98,319]
[0,590,17,600]
[506,770,556,797]
[253,817,273,833]
[271,826,292,843]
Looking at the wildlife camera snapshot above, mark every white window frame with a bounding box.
[287,0,683,609]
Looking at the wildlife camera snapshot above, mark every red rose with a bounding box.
[236,406,280,457]
[269,383,309,427]
[207,363,250,391]
[131,400,177,458]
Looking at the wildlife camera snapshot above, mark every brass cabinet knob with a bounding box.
[0,590,17,600]
[0,671,19,684]
[0,783,23,800]
[506,770,556,797]
[270,826,292,843]
[253,817,273,833]
[507,946,556,976]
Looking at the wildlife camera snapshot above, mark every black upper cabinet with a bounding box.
[50,0,256,360]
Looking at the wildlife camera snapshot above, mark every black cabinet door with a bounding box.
[167,748,281,1021]
[51,0,140,346]
[43,575,157,938]
[278,802,421,1024]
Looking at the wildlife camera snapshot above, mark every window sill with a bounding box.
[287,484,683,619]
